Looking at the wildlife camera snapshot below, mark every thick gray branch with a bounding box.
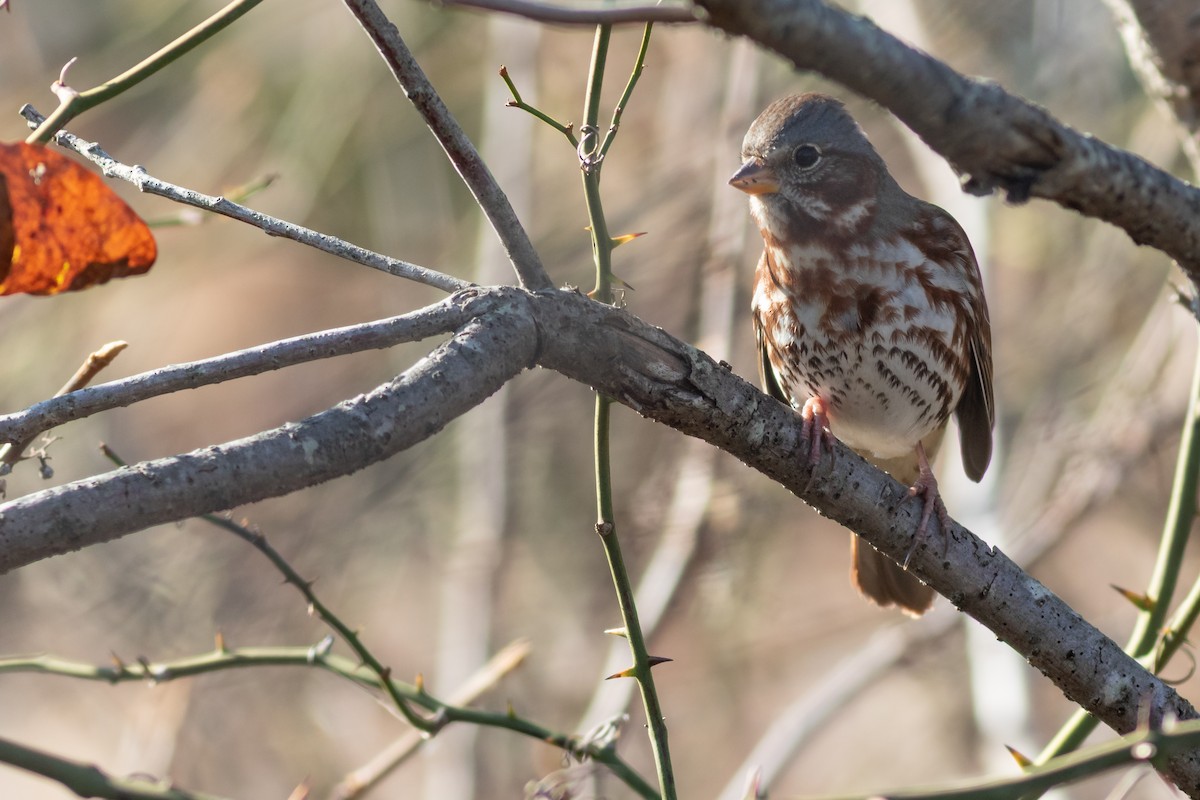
[4,287,1192,785]
[0,289,535,575]
[695,0,1200,277]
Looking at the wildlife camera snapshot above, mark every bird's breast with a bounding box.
[753,236,971,457]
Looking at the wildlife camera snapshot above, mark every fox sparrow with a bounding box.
[730,93,994,616]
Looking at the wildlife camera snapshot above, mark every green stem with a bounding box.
[500,66,578,146]
[0,736,231,800]
[1033,335,1200,771]
[97,446,658,796]
[594,397,675,800]
[27,0,264,145]
[599,23,653,159]
[0,645,657,798]
[582,25,614,300]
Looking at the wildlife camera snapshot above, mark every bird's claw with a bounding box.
[798,397,836,492]
[902,442,949,568]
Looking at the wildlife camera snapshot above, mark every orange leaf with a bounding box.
[0,142,156,296]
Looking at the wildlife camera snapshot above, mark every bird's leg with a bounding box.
[799,396,833,467]
[902,440,949,568]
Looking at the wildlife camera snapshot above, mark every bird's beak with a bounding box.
[729,159,780,195]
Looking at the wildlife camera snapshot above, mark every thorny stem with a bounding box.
[99,447,431,733]
[1032,334,1200,775]
[94,446,660,797]
[27,0,264,144]
[583,22,674,800]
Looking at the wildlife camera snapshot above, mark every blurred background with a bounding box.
[0,1,1194,798]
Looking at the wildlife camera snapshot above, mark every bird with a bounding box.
[729,93,994,616]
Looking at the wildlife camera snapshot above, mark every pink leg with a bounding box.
[799,396,833,467]
[903,441,949,567]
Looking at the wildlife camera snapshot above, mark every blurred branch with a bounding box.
[173,496,433,731]
[6,285,1200,788]
[332,640,532,800]
[802,721,1200,800]
[0,734,234,800]
[1106,0,1200,172]
[25,0,264,145]
[19,105,468,294]
[694,0,1200,279]
[341,0,554,292]
[440,0,697,25]
[0,641,656,798]
[0,299,469,455]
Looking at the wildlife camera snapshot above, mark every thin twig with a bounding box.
[439,0,698,25]
[342,0,554,291]
[0,299,469,452]
[0,341,128,475]
[330,640,532,800]
[0,639,655,796]
[19,106,468,294]
[26,0,265,145]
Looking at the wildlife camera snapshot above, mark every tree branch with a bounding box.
[439,0,698,25]
[341,0,554,291]
[0,288,535,575]
[19,105,469,294]
[0,300,469,451]
[693,0,1200,279]
[3,286,1200,790]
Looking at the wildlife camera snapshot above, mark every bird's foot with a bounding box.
[799,397,835,491]
[902,441,949,568]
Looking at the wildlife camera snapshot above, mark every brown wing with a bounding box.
[753,252,791,406]
[754,312,790,406]
[956,315,993,482]
[909,203,994,481]
[944,220,994,482]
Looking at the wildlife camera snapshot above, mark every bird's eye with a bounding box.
[793,144,821,169]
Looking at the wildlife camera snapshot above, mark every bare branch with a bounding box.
[695,0,1200,279]
[0,289,533,575]
[0,341,128,474]
[342,0,554,292]
[19,105,470,294]
[0,299,470,453]
[439,0,697,25]
[3,285,1200,789]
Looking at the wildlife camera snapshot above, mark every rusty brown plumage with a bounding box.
[732,93,994,616]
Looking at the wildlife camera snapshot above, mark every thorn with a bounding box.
[611,231,647,247]
[604,627,628,638]
[1112,585,1155,612]
[414,672,425,693]
[285,778,312,800]
[214,630,227,653]
[506,699,516,718]
[1005,744,1032,769]
[606,657,673,679]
